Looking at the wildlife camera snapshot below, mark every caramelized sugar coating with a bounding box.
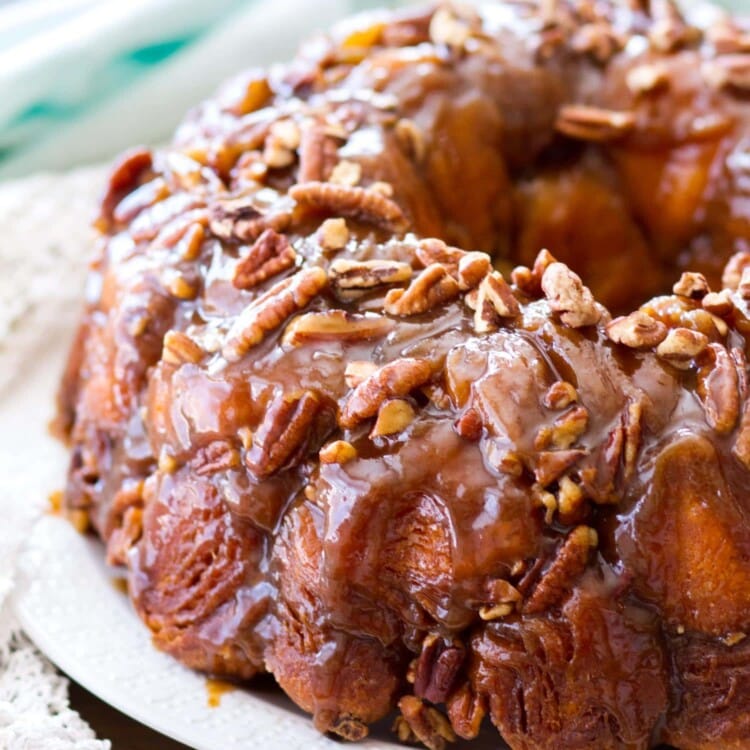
[56,1,750,748]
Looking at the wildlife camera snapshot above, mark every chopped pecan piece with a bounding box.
[740,267,750,300]
[673,271,710,299]
[263,119,300,168]
[702,54,750,92]
[511,248,557,297]
[329,258,412,290]
[556,475,586,522]
[571,21,623,63]
[282,310,393,346]
[192,440,241,476]
[457,253,492,290]
[415,237,464,268]
[454,407,483,441]
[176,222,206,261]
[722,251,750,290]
[555,105,636,142]
[541,262,600,328]
[536,406,589,450]
[649,0,701,51]
[446,683,486,741]
[702,290,734,316]
[384,263,460,316]
[395,696,456,750]
[534,449,587,487]
[413,635,466,704]
[233,229,297,290]
[606,311,667,349]
[164,273,198,301]
[329,159,362,186]
[473,271,520,333]
[223,266,328,361]
[331,715,368,741]
[371,398,416,437]
[626,62,670,94]
[317,218,349,250]
[289,181,408,231]
[429,5,477,49]
[162,330,204,365]
[340,358,432,428]
[623,399,643,481]
[245,390,329,479]
[696,343,740,434]
[395,118,427,162]
[732,401,750,470]
[656,327,709,368]
[543,381,578,410]
[319,440,357,464]
[523,526,598,614]
[344,360,378,388]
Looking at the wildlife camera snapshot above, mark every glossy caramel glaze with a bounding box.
[56,2,750,748]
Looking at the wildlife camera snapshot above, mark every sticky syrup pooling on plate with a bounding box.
[56,2,750,748]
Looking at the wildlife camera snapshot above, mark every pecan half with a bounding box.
[696,343,740,434]
[555,105,636,142]
[209,194,292,243]
[606,311,667,348]
[413,635,466,704]
[394,696,456,750]
[329,258,412,290]
[98,146,153,228]
[541,262,601,328]
[384,263,460,316]
[114,177,170,224]
[281,310,393,346]
[233,228,297,290]
[297,120,341,183]
[446,683,486,741]
[245,390,329,479]
[340,358,432,428]
[289,181,408,231]
[523,526,597,614]
[473,271,520,333]
[223,267,328,361]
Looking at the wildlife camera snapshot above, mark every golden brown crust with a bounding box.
[57,1,750,748]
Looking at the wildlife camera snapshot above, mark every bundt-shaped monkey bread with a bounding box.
[56,1,750,748]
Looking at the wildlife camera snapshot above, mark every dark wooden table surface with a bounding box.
[69,680,191,749]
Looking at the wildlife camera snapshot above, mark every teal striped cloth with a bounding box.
[0,0,407,179]
[0,0,741,179]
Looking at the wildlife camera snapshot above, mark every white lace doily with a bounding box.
[0,167,111,749]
